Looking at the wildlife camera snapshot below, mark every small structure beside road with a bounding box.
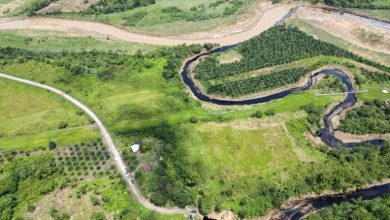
[131,144,140,155]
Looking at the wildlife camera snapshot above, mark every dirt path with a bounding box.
[0,72,188,216]
[0,4,291,46]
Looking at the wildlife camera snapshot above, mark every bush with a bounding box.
[91,212,106,220]
[49,141,57,150]
[27,204,35,212]
[251,110,263,118]
[189,116,199,123]
[199,196,215,215]
[264,109,275,116]
[90,195,100,206]
[58,122,68,129]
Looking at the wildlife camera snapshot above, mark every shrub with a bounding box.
[252,110,263,118]
[264,109,275,116]
[189,116,199,123]
[49,141,57,150]
[91,212,106,220]
[58,122,68,129]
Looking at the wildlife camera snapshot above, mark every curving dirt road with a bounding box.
[0,5,292,46]
[0,72,188,216]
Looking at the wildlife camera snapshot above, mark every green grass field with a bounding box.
[0,78,101,150]
[0,30,159,53]
[186,116,303,180]
[57,0,259,36]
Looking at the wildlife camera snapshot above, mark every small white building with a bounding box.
[130,144,140,154]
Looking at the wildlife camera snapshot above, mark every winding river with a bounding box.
[181,47,388,219]
[181,46,386,148]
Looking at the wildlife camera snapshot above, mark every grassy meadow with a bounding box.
[0,30,159,54]
[56,0,259,36]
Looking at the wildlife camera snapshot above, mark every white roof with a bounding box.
[131,144,140,152]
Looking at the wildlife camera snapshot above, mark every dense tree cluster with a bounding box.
[208,67,311,97]
[313,74,346,93]
[86,0,156,14]
[323,0,390,9]
[301,103,325,130]
[306,194,390,219]
[0,154,59,219]
[194,25,390,97]
[360,68,390,82]
[0,44,204,81]
[338,99,390,134]
[194,25,356,81]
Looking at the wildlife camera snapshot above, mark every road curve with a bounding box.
[0,72,188,216]
[0,5,291,46]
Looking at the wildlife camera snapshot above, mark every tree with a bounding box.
[252,110,263,118]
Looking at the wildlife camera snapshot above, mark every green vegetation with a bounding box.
[0,78,90,139]
[338,99,390,134]
[359,68,390,82]
[301,104,326,131]
[0,153,63,219]
[55,0,256,36]
[22,0,57,16]
[322,0,390,9]
[306,193,390,219]
[86,0,156,14]
[194,25,389,97]
[208,67,312,97]
[0,30,159,54]
[0,19,389,219]
[195,25,357,80]
[314,75,346,93]
[133,118,390,218]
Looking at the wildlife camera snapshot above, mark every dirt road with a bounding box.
[0,5,291,46]
[0,72,188,216]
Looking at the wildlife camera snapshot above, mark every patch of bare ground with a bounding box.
[25,187,107,220]
[207,211,237,220]
[38,0,99,14]
[294,7,390,54]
